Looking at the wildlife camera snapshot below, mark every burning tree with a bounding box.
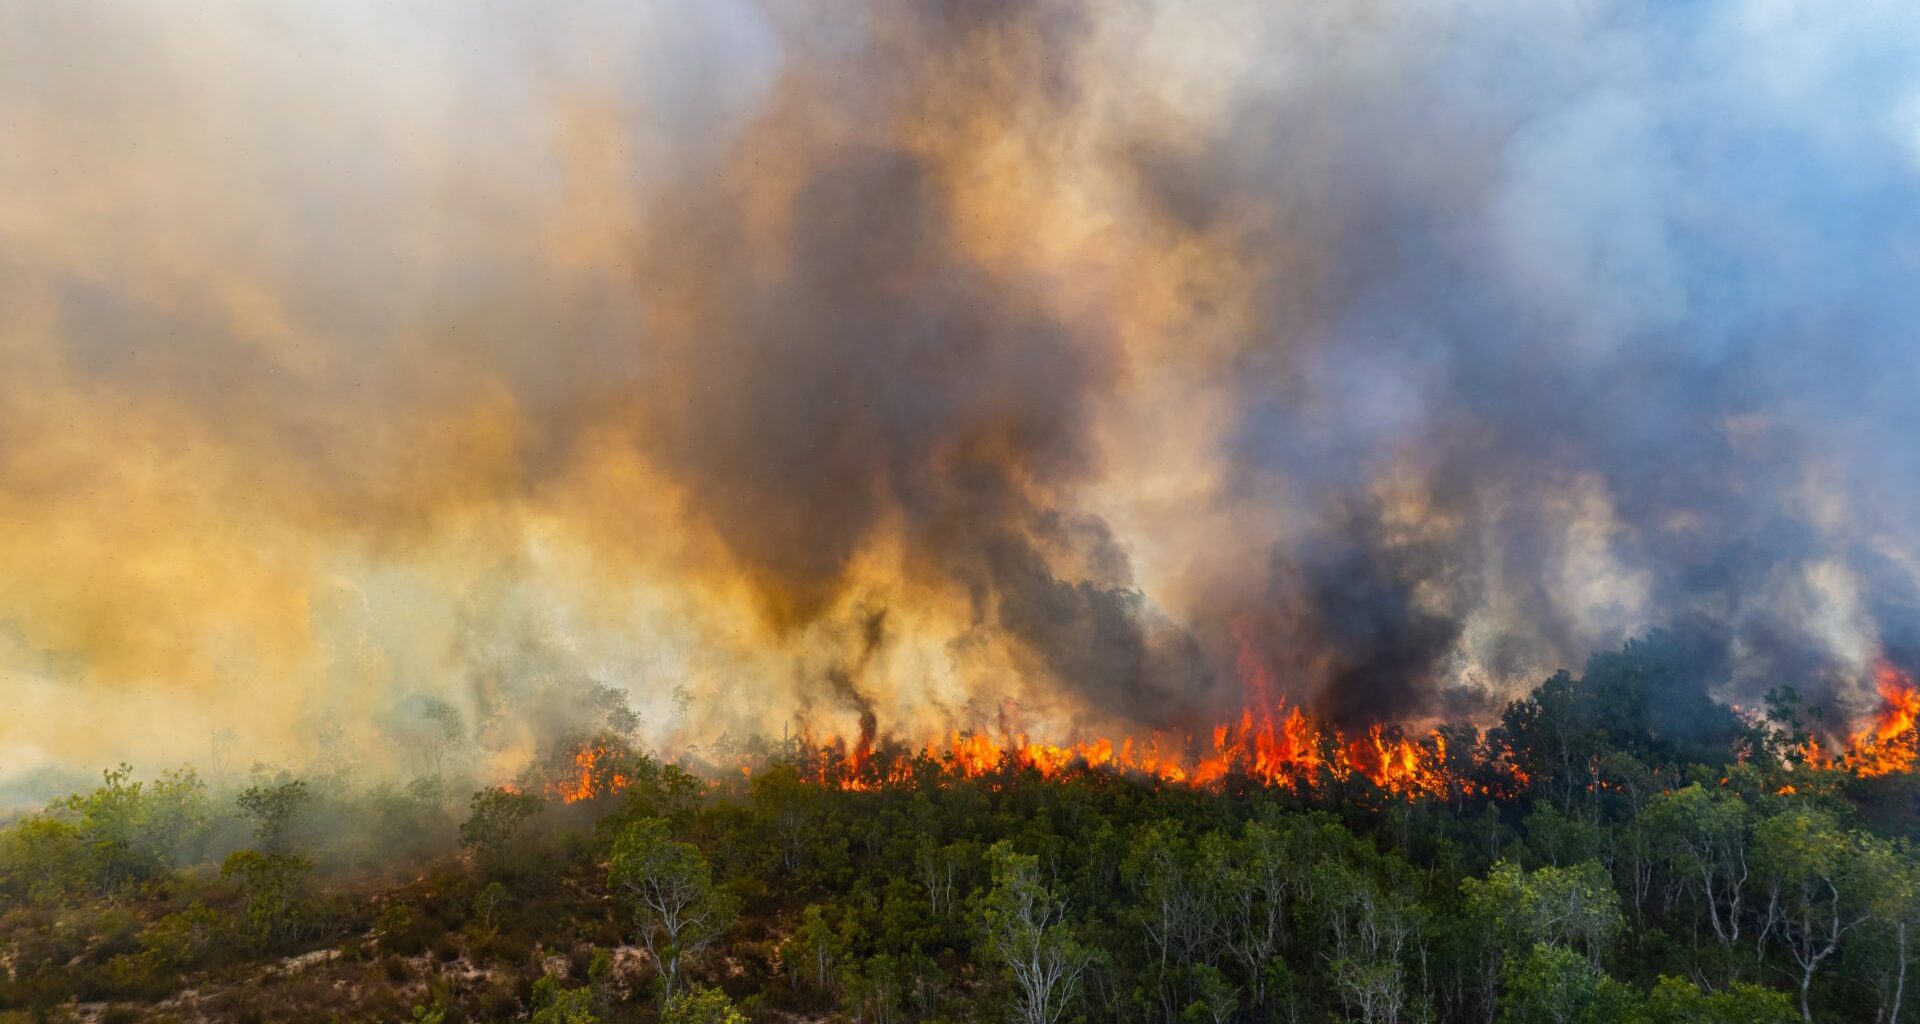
[1843,665,1920,778]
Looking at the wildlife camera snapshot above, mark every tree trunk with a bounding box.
[1802,963,1816,1024]
[1894,921,1908,1024]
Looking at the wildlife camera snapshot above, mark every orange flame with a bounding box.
[556,662,1920,804]
[788,625,1463,800]
[790,705,1458,799]
[1843,662,1920,777]
[788,661,1920,798]
[550,740,632,803]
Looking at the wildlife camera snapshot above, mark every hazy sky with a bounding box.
[3,0,1918,782]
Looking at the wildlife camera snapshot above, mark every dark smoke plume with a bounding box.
[2,0,1919,776]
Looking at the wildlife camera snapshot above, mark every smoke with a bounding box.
[3,0,1920,780]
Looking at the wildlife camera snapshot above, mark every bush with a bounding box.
[662,986,749,1024]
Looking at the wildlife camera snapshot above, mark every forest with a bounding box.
[3,632,1919,1024]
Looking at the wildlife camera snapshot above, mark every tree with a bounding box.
[1496,633,1748,807]
[459,786,543,864]
[1316,859,1419,1024]
[1643,975,1798,1024]
[221,849,312,949]
[236,776,312,852]
[138,902,224,970]
[915,836,974,918]
[1642,784,1753,974]
[58,764,159,891]
[1183,964,1239,1024]
[1498,944,1637,1024]
[839,953,910,1024]
[1463,860,1622,968]
[1754,807,1885,1022]
[608,816,737,1002]
[1462,860,1622,1024]
[1597,753,1661,920]
[661,986,748,1024]
[1866,840,1920,1024]
[1212,818,1304,1016]
[0,815,84,899]
[982,840,1091,1024]
[531,977,599,1024]
[781,903,849,994]
[473,880,509,933]
[147,768,212,864]
[1125,821,1228,1019]
[410,695,466,784]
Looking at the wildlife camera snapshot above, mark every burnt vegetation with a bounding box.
[3,635,1920,1024]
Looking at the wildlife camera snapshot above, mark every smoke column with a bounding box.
[3,0,1919,783]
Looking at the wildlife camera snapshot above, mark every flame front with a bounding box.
[793,627,1459,799]
[793,703,1454,800]
[537,659,1920,804]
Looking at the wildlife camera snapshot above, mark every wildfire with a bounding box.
[1843,663,1920,777]
[533,659,1920,807]
[550,740,632,803]
[793,704,1455,799]
[793,656,1920,799]
[790,626,1462,799]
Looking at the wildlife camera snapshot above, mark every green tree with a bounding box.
[141,767,212,868]
[1463,859,1622,1023]
[1498,944,1637,1024]
[220,849,312,949]
[531,977,599,1024]
[473,880,509,933]
[608,816,737,1002]
[0,815,84,898]
[982,840,1091,1024]
[1866,840,1920,1024]
[1643,975,1798,1024]
[1754,806,1885,1022]
[1642,784,1753,974]
[661,986,748,1024]
[1183,963,1240,1024]
[459,786,543,863]
[58,764,160,890]
[235,776,312,852]
[1463,860,1621,968]
[1211,818,1304,1016]
[781,903,849,994]
[1125,821,1227,1019]
[1315,859,1419,1024]
[138,902,224,970]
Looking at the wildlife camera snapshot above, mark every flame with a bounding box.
[1843,662,1920,778]
[550,740,632,803]
[785,706,1459,799]
[785,626,1462,800]
[1786,660,1918,780]
[548,661,1920,805]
